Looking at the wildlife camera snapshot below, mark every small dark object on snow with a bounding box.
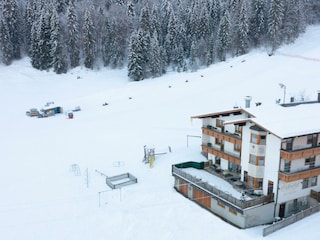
[102,102,108,106]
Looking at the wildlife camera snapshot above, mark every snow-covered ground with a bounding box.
[0,25,320,240]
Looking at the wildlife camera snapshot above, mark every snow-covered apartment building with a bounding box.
[172,95,320,228]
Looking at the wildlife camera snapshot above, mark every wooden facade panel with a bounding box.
[281,146,320,161]
[279,167,320,182]
[180,180,188,196]
[202,145,241,165]
[193,187,211,208]
[202,128,242,145]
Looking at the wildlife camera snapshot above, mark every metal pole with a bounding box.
[186,135,201,148]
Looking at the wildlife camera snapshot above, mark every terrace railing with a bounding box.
[172,165,273,210]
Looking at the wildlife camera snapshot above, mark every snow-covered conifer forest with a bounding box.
[0,0,320,79]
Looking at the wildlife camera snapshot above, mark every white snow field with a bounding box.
[0,25,320,240]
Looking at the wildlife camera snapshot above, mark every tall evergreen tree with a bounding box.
[1,0,21,61]
[128,31,144,81]
[0,17,13,65]
[164,10,178,67]
[236,0,249,55]
[50,8,67,74]
[138,5,151,77]
[281,0,306,44]
[149,31,161,77]
[102,15,112,66]
[217,8,231,61]
[30,5,52,70]
[67,0,80,68]
[82,8,96,69]
[250,0,267,47]
[268,0,284,53]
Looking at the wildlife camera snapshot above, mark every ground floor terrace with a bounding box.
[172,161,275,228]
[172,161,320,228]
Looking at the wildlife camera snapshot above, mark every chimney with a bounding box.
[244,96,252,108]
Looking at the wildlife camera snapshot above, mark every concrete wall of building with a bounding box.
[263,134,281,196]
[210,198,246,228]
[240,123,251,179]
[243,203,275,227]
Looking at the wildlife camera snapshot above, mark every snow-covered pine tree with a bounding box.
[1,0,21,61]
[128,31,144,81]
[50,7,67,74]
[150,4,161,44]
[30,5,52,70]
[55,0,68,14]
[217,8,231,61]
[24,0,36,54]
[82,8,96,69]
[108,19,123,68]
[0,17,13,65]
[281,0,306,44]
[138,5,151,78]
[149,31,161,77]
[102,15,112,67]
[268,0,284,53]
[67,0,80,68]
[209,0,221,36]
[164,10,177,67]
[236,0,249,56]
[250,0,267,47]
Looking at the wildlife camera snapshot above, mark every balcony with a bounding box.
[202,127,242,145]
[281,146,320,161]
[172,164,274,210]
[202,144,241,166]
[279,166,320,182]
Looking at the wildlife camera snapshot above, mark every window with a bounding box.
[310,176,317,187]
[286,138,293,150]
[215,157,221,165]
[305,157,315,168]
[258,178,263,189]
[302,176,318,189]
[248,176,263,189]
[250,155,256,164]
[234,144,241,152]
[216,119,223,128]
[235,125,242,134]
[258,156,265,166]
[250,133,266,145]
[229,208,237,215]
[284,160,291,173]
[251,134,258,144]
[215,138,222,145]
[249,154,265,166]
[302,178,309,189]
[307,135,313,144]
[217,202,225,208]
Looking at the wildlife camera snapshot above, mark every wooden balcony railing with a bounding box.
[279,166,320,182]
[202,127,242,145]
[202,144,241,166]
[281,146,320,161]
